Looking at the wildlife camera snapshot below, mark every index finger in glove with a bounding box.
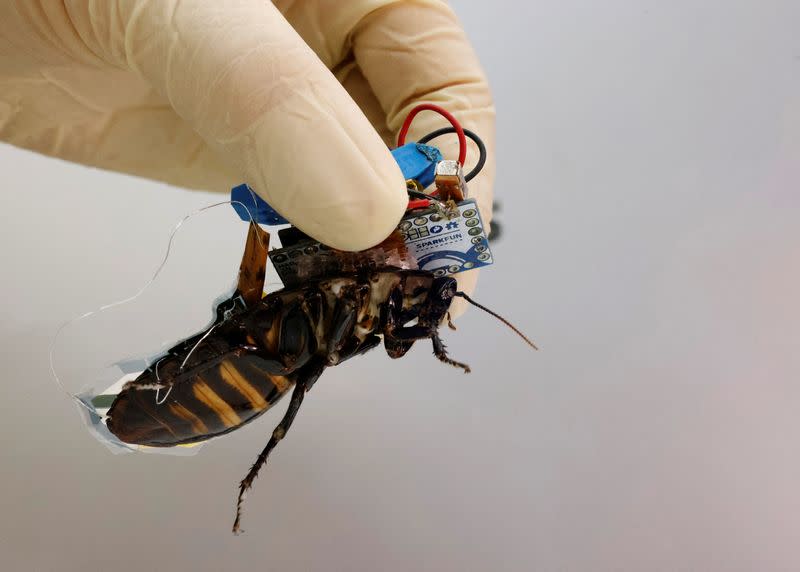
[65,0,409,251]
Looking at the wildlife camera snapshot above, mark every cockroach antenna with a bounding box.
[454,292,538,350]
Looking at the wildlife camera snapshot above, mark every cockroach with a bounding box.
[105,222,536,533]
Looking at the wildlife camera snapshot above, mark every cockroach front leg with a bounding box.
[384,335,415,359]
[430,332,471,373]
[388,325,471,373]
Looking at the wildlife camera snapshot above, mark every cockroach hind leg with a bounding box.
[232,375,309,535]
[431,332,471,374]
[301,360,326,392]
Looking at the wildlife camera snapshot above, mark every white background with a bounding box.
[1,1,799,570]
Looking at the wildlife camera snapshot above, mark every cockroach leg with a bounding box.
[431,332,471,373]
[384,335,415,359]
[232,376,308,535]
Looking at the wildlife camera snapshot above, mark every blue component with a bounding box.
[390,143,442,188]
[230,184,289,225]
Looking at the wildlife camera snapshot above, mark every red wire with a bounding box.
[397,103,468,166]
[406,199,431,210]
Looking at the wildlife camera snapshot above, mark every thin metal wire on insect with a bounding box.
[48,200,262,413]
[179,323,220,370]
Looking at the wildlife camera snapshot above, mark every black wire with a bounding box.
[406,189,442,202]
[417,127,487,182]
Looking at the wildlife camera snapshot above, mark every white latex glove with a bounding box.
[0,0,493,309]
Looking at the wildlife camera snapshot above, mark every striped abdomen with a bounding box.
[107,351,294,447]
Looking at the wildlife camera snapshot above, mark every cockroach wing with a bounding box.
[236,221,270,305]
[106,347,299,447]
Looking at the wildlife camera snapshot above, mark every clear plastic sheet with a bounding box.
[49,202,276,454]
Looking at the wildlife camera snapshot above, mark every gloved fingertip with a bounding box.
[242,102,409,252]
[302,172,409,252]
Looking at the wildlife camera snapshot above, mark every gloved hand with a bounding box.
[0,1,494,310]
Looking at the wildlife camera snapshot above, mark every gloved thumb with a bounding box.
[81,0,408,251]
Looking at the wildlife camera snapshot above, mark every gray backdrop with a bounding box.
[2,1,799,571]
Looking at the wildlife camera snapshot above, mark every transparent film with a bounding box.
[49,202,272,455]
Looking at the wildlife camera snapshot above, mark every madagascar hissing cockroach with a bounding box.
[105,222,536,534]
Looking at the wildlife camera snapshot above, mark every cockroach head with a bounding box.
[420,276,458,325]
[431,276,458,303]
